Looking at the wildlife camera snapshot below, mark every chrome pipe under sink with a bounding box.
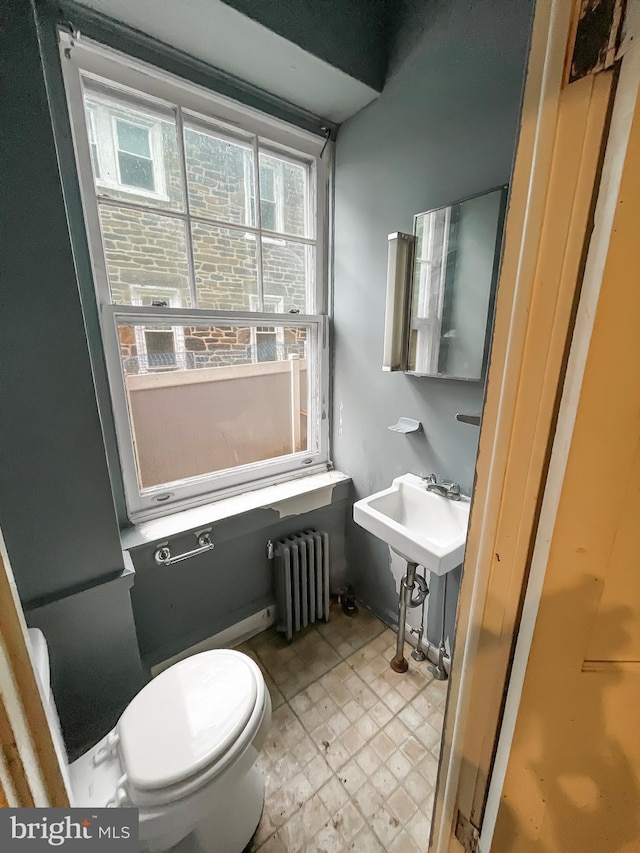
[390,560,429,672]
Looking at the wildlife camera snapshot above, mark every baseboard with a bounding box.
[151,605,276,677]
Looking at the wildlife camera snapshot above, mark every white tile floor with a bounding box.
[237,604,447,852]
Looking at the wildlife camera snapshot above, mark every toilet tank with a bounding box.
[28,628,51,702]
[27,628,70,771]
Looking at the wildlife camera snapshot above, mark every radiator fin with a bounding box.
[274,529,330,642]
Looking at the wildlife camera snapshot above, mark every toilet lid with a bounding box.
[117,650,258,792]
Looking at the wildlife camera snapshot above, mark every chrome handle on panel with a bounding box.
[154,531,214,565]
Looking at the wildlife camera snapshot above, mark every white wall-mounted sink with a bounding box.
[353,473,470,575]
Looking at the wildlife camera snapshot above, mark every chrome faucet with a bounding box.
[420,473,461,501]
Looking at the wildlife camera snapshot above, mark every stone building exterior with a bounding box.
[89,94,310,372]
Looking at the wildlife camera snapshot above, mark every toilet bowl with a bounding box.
[28,629,272,852]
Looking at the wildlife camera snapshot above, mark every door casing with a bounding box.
[430,0,624,848]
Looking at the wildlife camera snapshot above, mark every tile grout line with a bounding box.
[252,624,391,849]
[253,638,440,849]
[244,614,443,851]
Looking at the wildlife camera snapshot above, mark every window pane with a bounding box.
[89,142,101,179]
[99,205,191,306]
[415,206,449,262]
[118,322,312,489]
[83,83,183,210]
[85,108,101,179]
[259,151,308,237]
[412,260,443,319]
[260,164,276,201]
[262,238,313,314]
[184,124,254,226]
[118,151,155,191]
[411,208,450,319]
[192,222,258,310]
[415,214,428,261]
[116,121,151,157]
[143,329,176,370]
[260,200,277,232]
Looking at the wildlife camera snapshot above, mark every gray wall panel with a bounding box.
[333,0,533,647]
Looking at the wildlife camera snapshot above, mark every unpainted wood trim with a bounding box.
[469,70,613,825]
[481,15,640,847]
[491,43,640,845]
[430,0,615,848]
[0,539,70,807]
[0,690,33,808]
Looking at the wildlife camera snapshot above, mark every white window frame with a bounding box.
[85,104,101,179]
[243,152,283,233]
[130,286,186,373]
[112,115,156,193]
[249,295,285,361]
[85,92,168,202]
[60,32,330,522]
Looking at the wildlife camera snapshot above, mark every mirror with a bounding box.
[407,185,507,380]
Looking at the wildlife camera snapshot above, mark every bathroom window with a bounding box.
[249,296,285,362]
[85,106,101,179]
[61,35,329,521]
[114,119,155,192]
[129,288,186,373]
[83,93,168,201]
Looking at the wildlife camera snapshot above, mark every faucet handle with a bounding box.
[421,473,437,484]
[442,481,461,499]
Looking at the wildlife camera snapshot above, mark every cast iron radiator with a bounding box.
[274,530,330,642]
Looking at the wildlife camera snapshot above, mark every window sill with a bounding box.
[120,470,351,549]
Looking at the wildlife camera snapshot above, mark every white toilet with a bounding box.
[28,628,272,852]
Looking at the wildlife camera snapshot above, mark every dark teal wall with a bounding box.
[220,0,389,90]
[26,569,145,757]
[128,486,350,668]
[0,0,125,605]
[0,0,146,753]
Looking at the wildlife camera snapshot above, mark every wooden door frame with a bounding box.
[481,7,640,848]
[0,532,69,807]
[430,0,626,849]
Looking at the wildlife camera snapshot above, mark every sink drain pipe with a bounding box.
[390,561,429,672]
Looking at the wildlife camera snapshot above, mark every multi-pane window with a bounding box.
[115,120,155,191]
[409,208,451,375]
[130,288,185,374]
[250,296,285,362]
[85,106,101,179]
[257,162,278,231]
[84,93,167,201]
[62,37,328,520]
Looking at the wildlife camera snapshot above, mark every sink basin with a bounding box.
[353,473,470,575]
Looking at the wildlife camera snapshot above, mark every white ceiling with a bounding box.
[74,0,379,123]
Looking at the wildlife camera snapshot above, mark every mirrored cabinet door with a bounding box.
[408,185,507,380]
